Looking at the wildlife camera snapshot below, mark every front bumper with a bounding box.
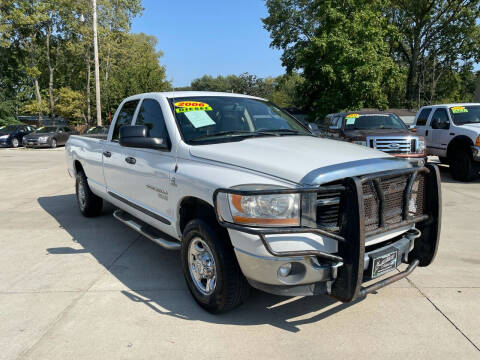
[215,164,441,302]
[473,146,480,162]
[234,229,420,296]
[0,138,12,147]
[23,139,50,147]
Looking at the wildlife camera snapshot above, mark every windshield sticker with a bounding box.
[346,113,360,119]
[175,101,213,113]
[184,111,216,128]
[451,106,468,114]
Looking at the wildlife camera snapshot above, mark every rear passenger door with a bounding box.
[103,99,140,199]
[125,98,176,231]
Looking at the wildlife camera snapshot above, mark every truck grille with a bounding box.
[316,192,341,231]
[362,173,425,232]
[315,172,426,234]
[367,136,416,154]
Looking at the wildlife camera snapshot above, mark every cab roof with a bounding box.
[124,91,266,102]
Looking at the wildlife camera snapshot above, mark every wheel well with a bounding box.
[447,136,474,159]
[73,160,84,176]
[179,197,218,234]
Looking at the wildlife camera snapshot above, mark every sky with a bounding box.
[131,0,285,87]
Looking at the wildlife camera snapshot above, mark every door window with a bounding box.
[112,100,139,141]
[135,99,169,142]
[430,109,449,129]
[416,108,432,126]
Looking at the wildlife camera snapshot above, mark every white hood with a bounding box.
[459,123,480,133]
[189,136,413,185]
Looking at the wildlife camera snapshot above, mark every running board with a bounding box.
[113,209,181,250]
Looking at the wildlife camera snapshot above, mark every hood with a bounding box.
[189,136,413,185]
[458,123,480,133]
[343,128,411,139]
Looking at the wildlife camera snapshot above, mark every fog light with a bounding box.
[417,159,425,167]
[277,263,292,278]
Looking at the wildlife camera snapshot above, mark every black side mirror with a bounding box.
[119,125,168,150]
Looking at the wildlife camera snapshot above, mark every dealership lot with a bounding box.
[1,148,479,359]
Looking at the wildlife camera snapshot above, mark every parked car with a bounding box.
[322,111,426,166]
[23,125,75,148]
[66,92,441,313]
[0,124,35,148]
[83,126,108,139]
[412,103,480,181]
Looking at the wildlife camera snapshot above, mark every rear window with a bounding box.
[416,108,432,126]
[112,100,139,141]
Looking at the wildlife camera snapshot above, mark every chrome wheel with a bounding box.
[12,138,19,148]
[188,237,216,296]
[51,139,57,148]
[77,180,86,210]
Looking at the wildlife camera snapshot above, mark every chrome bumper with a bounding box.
[234,229,420,297]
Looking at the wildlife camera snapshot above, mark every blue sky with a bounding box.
[131,0,285,87]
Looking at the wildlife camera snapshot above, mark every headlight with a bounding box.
[216,185,301,227]
[417,139,426,153]
[353,140,367,146]
[38,136,49,143]
[0,135,9,139]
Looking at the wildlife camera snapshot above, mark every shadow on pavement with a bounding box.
[38,193,359,332]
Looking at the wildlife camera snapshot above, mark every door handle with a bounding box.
[103,151,111,158]
[425,130,429,136]
[125,156,136,164]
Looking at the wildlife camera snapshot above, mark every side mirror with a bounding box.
[119,125,168,150]
[307,122,319,135]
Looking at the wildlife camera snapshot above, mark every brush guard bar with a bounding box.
[213,164,442,302]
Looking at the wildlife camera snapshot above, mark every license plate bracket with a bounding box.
[371,250,398,278]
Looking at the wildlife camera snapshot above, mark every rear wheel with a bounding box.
[181,219,250,313]
[449,149,478,182]
[75,171,103,217]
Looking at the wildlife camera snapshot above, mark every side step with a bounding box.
[113,209,181,250]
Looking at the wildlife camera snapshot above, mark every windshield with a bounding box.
[344,114,407,130]
[449,106,480,125]
[169,96,311,143]
[1,125,22,131]
[35,126,57,133]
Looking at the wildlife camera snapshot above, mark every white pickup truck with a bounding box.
[413,103,480,181]
[66,92,441,313]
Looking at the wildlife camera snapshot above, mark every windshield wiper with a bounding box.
[256,129,312,136]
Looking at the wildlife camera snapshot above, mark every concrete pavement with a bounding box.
[1,148,479,359]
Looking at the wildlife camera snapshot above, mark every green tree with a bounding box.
[387,0,480,107]
[263,0,402,118]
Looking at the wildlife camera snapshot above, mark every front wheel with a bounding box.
[50,139,57,149]
[449,149,478,182]
[11,138,19,148]
[181,219,250,313]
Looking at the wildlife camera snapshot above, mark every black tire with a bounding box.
[181,219,250,313]
[449,149,478,182]
[11,138,19,148]
[75,171,103,217]
[50,138,57,149]
[438,156,448,164]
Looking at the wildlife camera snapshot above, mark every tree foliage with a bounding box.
[263,0,480,118]
[0,0,170,125]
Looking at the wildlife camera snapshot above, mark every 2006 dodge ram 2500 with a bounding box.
[66,92,441,313]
